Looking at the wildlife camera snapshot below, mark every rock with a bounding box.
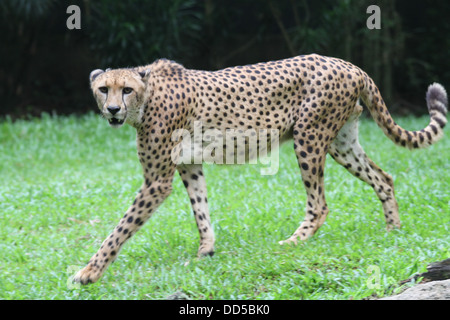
[381,279,450,300]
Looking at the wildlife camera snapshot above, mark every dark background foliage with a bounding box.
[1,0,449,117]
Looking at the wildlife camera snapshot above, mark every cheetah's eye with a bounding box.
[99,87,108,94]
[123,87,133,94]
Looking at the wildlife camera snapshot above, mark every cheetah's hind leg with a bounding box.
[279,120,331,245]
[327,104,401,230]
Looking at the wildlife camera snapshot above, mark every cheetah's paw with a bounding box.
[73,263,103,285]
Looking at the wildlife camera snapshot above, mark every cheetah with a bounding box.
[74,54,447,284]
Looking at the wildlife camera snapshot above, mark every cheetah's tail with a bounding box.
[361,75,447,149]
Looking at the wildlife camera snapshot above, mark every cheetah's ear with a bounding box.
[138,69,151,81]
[90,69,104,82]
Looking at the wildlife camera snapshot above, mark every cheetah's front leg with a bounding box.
[73,180,173,284]
[178,164,215,257]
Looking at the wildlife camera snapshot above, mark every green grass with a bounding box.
[0,112,448,300]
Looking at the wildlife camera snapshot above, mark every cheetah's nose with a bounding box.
[107,106,121,115]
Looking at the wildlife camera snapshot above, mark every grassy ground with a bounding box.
[0,113,448,300]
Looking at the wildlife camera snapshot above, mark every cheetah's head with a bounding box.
[90,68,151,128]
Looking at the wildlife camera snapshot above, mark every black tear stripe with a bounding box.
[122,94,128,113]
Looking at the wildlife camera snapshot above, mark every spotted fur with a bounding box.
[74,54,447,284]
